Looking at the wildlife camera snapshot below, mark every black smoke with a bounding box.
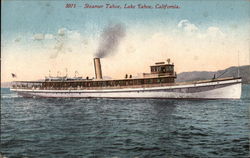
[95,23,126,58]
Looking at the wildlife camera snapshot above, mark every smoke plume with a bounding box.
[95,23,126,58]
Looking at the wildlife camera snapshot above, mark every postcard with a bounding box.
[1,0,249,157]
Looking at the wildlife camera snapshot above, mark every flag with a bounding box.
[11,73,17,78]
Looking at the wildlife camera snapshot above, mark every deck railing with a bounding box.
[11,77,238,91]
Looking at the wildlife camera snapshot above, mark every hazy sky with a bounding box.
[1,0,250,82]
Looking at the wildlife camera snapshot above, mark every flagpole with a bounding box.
[238,51,240,77]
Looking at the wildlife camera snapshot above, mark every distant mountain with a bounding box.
[176,65,250,84]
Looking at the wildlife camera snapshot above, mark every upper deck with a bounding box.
[11,77,240,91]
[11,75,176,90]
[11,58,177,90]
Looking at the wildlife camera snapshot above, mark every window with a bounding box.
[140,79,144,84]
[133,80,138,85]
[144,79,149,84]
[129,80,133,85]
[149,79,153,84]
[166,66,173,72]
[162,67,166,72]
[157,79,161,83]
[125,81,128,86]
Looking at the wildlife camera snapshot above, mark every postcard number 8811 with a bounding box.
[65,4,76,8]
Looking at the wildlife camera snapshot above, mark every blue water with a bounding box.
[1,85,249,158]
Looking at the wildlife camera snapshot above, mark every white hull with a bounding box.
[11,78,242,99]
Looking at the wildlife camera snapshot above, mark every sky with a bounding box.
[1,0,250,82]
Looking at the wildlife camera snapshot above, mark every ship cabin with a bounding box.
[12,58,177,90]
[143,59,175,78]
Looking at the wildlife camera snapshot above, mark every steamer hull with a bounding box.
[11,78,242,99]
[10,58,242,99]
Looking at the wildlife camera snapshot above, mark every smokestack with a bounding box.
[94,58,103,80]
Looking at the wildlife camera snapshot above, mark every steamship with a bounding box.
[10,58,242,99]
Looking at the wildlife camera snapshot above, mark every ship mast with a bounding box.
[65,68,68,77]
[237,51,240,77]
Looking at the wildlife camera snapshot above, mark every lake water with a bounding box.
[1,85,249,158]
